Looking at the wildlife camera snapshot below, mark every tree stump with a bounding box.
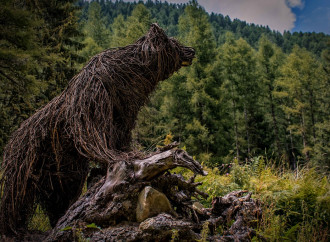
[46,145,262,241]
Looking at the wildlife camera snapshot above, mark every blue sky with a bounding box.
[123,0,330,34]
[291,0,330,34]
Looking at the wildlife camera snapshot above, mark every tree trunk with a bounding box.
[309,89,316,142]
[244,104,251,156]
[288,116,297,170]
[268,84,281,154]
[43,144,261,241]
[233,99,240,160]
[300,110,310,161]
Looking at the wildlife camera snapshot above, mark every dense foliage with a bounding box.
[29,159,329,241]
[1,0,329,169]
[195,161,329,241]
[77,0,329,56]
[0,0,85,154]
[1,0,329,240]
[70,0,330,170]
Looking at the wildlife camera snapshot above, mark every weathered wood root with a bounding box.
[46,147,261,241]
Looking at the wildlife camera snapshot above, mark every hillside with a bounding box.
[78,0,329,56]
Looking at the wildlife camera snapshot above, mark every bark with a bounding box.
[33,145,260,241]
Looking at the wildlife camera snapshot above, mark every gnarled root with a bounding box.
[46,146,261,241]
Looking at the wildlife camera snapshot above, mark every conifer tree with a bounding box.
[84,1,111,49]
[257,36,287,158]
[168,0,218,163]
[110,14,127,47]
[110,3,151,47]
[220,33,263,160]
[78,37,103,66]
[78,1,110,66]
[134,0,221,164]
[27,0,84,99]
[311,42,330,168]
[108,4,158,147]
[0,0,84,155]
[275,46,322,162]
[0,0,47,154]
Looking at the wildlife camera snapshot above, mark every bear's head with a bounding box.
[134,23,195,81]
[83,23,195,111]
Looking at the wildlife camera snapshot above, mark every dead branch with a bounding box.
[45,147,261,241]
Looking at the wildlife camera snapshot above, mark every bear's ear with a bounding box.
[150,23,161,31]
[148,23,167,41]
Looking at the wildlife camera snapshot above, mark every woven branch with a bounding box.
[0,23,195,235]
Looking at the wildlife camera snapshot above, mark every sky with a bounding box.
[122,0,330,34]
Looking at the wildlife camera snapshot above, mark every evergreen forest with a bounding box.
[0,0,329,240]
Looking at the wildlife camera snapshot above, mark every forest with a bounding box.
[0,0,329,240]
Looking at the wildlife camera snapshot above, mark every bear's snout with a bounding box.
[181,46,195,66]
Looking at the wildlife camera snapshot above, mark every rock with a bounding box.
[192,201,205,214]
[136,186,174,222]
[139,213,195,231]
[138,213,200,241]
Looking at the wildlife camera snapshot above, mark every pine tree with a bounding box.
[169,0,218,164]
[134,0,221,164]
[110,3,151,47]
[78,1,111,66]
[84,1,111,49]
[0,0,47,154]
[275,46,322,162]
[110,14,127,47]
[220,33,263,160]
[0,0,84,155]
[312,42,330,168]
[257,36,287,158]
[27,0,85,99]
[78,37,103,65]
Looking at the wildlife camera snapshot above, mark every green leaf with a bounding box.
[60,226,72,231]
[86,223,101,230]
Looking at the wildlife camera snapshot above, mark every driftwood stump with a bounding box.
[46,144,261,241]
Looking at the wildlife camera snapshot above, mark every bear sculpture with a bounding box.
[0,23,195,235]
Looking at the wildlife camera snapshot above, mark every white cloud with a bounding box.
[286,0,304,9]
[122,0,301,33]
[200,0,300,32]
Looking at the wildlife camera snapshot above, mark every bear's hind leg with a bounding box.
[38,156,89,227]
[0,178,37,234]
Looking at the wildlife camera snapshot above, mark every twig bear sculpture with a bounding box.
[0,23,195,235]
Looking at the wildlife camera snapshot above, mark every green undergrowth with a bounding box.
[28,158,329,241]
[29,205,51,232]
[28,176,88,232]
[174,157,329,241]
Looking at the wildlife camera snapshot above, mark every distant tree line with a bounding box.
[77,0,329,56]
[1,0,329,170]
